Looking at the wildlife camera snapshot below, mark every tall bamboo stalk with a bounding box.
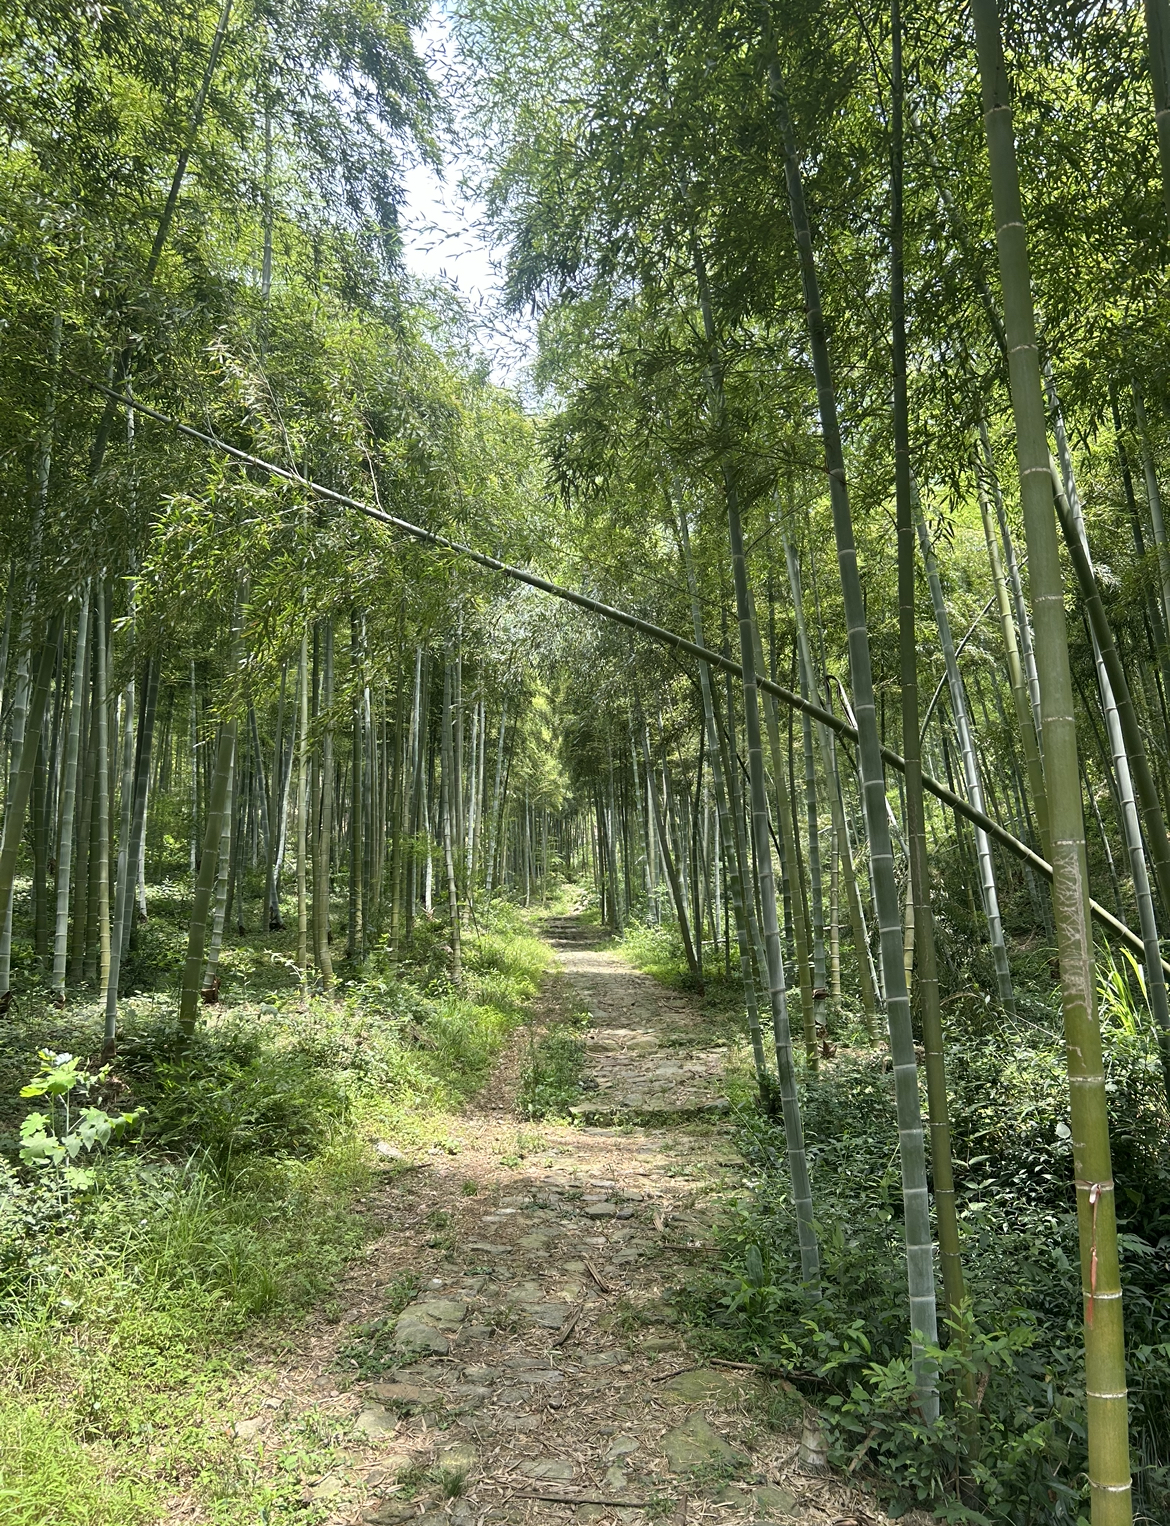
[677,502,770,1086]
[0,619,63,996]
[314,620,335,989]
[914,490,1015,1011]
[890,0,968,1349]
[782,532,878,1031]
[1143,0,1170,220]
[970,2,1130,1513]
[691,235,819,1291]
[765,25,937,1410]
[52,587,91,1001]
[296,631,309,993]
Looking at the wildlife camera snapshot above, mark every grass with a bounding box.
[517,1013,588,1120]
[0,880,552,1523]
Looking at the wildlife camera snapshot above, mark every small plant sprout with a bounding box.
[18,1051,143,1194]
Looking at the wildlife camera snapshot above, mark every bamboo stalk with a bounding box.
[765,25,936,1411]
[970,2,1131,1513]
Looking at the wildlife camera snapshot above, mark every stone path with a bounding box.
[218,917,908,1526]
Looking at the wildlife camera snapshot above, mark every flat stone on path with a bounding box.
[394,1296,467,1354]
[662,1413,742,1472]
[393,1316,450,1354]
[364,1502,419,1526]
[413,1298,468,1322]
[437,1440,478,1471]
[604,1435,640,1460]
[355,1404,398,1439]
[518,1458,575,1482]
[659,1367,757,1403]
[714,1483,797,1514]
[368,1380,442,1407]
[523,1301,570,1327]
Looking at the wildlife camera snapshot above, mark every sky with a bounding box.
[397,6,537,390]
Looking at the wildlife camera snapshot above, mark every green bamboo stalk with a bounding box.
[975,455,1050,859]
[1143,0,1170,220]
[765,26,937,1411]
[441,659,462,982]
[781,532,878,1031]
[691,236,819,1289]
[71,680,94,985]
[179,718,236,1034]
[95,587,111,995]
[201,747,235,992]
[914,489,1015,1012]
[970,2,1131,1514]
[297,630,309,995]
[676,502,770,1086]
[314,620,335,989]
[52,586,90,1001]
[640,721,700,977]
[829,826,841,999]
[979,425,1045,749]
[105,664,136,1043]
[0,619,63,996]
[891,0,969,1354]
[106,657,159,1039]
[755,613,817,1066]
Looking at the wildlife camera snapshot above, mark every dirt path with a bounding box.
[220,918,900,1526]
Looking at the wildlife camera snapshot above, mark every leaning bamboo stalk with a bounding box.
[89,379,1168,976]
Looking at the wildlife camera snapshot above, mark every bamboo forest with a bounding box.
[6,0,1170,1522]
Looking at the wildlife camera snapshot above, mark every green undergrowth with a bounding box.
[620,918,1170,1523]
[684,1000,1170,1523]
[0,891,550,1524]
[517,1001,589,1119]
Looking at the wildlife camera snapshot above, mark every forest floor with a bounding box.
[204,914,907,1526]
